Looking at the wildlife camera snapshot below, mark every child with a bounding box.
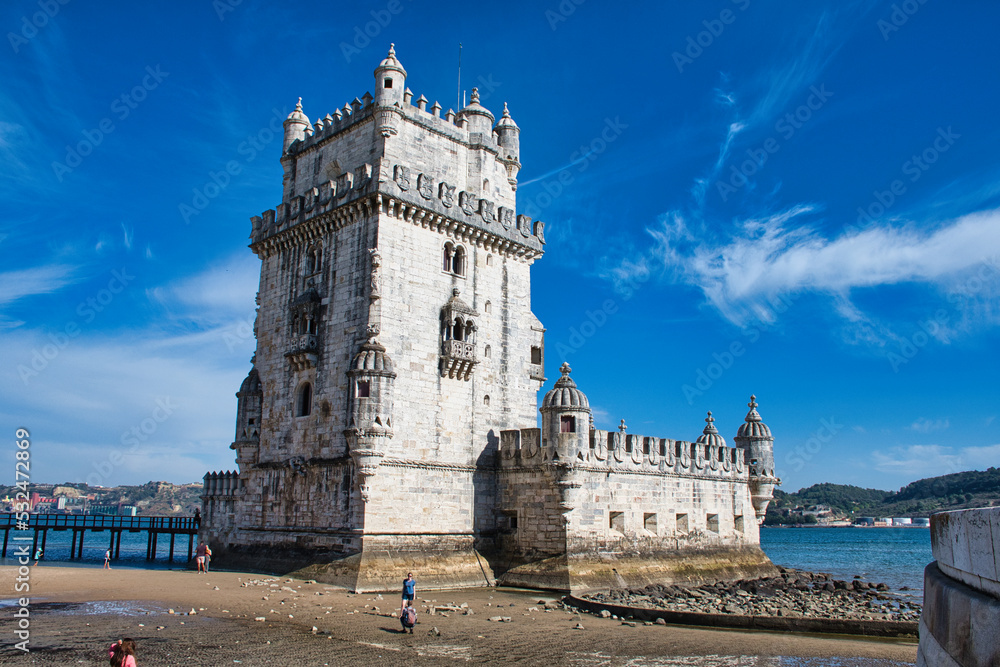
[400,602,417,634]
[109,638,137,667]
[104,549,112,569]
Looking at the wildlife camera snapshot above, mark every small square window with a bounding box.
[734,515,745,534]
[560,415,575,433]
[356,380,370,398]
[609,511,624,533]
[643,513,657,533]
[384,78,393,89]
[676,513,689,534]
[530,346,542,364]
[707,513,720,533]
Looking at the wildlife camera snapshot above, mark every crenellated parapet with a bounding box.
[499,427,746,480]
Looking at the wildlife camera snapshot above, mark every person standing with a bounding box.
[104,549,112,569]
[401,572,415,613]
[195,542,212,573]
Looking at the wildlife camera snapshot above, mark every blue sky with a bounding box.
[2,1,999,493]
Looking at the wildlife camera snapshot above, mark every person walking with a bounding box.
[104,549,112,569]
[400,601,416,634]
[33,548,42,566]
[108,638,137,667]
[401,572,415,613]
[195,542,212,573]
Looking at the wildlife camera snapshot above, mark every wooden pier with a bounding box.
[1,514,199,563]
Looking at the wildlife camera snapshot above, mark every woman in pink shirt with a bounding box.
[108,638,137,667]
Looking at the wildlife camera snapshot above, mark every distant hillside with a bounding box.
[1,481,202,515]
[766,467,1000,524]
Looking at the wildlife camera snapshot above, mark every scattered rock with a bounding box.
[573,623,585,630]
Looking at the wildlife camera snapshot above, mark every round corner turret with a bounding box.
[283,98,310,154]
[540,363,591,460]
[374,43,406,108]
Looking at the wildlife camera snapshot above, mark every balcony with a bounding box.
[441,339,477,380]
[285,334,319,371]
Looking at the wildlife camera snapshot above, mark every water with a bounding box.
[760,526,932,597]
[0,528,193,570]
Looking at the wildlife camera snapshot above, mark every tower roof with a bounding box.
[238,367,262,396]
[351,338,395,374]
[696,411,727,447]
[286,97,309,125]
[494,102,519,131]
[457,87,495,124]
[375,43,406,77]
[736,395,773,439]
[541,363,590,410]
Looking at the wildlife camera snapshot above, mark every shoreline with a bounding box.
[0,565,918,665]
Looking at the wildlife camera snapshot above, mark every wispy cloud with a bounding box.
[0,264,78,308]
[609,207,1000,337]
[909,418,950,433]
[872,443,1000,478]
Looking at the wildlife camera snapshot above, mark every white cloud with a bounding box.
[0,263,78,307]
[871,443,1000,478]
[909,418,950,433]
[147,252,259,322]
[625,207,1000,335]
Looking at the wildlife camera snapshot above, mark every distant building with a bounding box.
[912,517,930,527]
[892,517,912,526]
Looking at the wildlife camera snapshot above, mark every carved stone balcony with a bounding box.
[285,334,319,371]
[440,339,477,380]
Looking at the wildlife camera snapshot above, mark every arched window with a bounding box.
[484,301,491,314]
[484,344,491,358]
[486,254,493,267]
[454,318,464,341]
[305,246,321,274]
[483,395,490,406]
[443,242,454,273]
[483,178,489,193]
[453,246,466,277]
[295,382,313,417]
[464,320,476,343]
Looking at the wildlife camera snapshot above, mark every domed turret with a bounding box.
[345,337,397,502]
[374,43,406,108]
[456,87,495,138]
[232,367,263,469]
[732,395,778,524]
[283,98,310,153]
[695,411,726,448]
[494,103,521,186]
[540,363,592,462]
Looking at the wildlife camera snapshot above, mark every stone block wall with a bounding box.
[918,508,1000,666]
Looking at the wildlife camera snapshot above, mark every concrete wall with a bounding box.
[918,508,1000,666]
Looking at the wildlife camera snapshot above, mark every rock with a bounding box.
[431,627,440,636]
[600,610,611,618]
[655,618,666,625]
[621,621,637,627]
[489,616,504,622]
[213,586,219,591]
[573,623,585,630]
[311,626,318,634]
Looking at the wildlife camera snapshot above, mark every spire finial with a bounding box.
[559,361,571,377]
[748,394,758,409]
[705,411,714,424]
[295,97,302,111]
[388,43,396,57]
[470,87,480,104]
[619,418,627,433]
[502,102,510,118]
[452,287,460,297]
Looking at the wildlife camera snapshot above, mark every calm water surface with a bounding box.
[760,526,932,597]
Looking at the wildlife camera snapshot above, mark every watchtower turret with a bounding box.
[733,395,779,524]
[456,87,495,139]
[540,363,591,462]
[282,98,309,154]
[494,103,521,188]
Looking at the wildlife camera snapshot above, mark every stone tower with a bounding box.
[202,46,778,593]
[201,45,546,590]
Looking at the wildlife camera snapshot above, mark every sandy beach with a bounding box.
[0,565,917,666]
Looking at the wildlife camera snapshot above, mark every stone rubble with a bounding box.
[580,568,922,623]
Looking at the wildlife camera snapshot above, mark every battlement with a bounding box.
[498,427,746,479]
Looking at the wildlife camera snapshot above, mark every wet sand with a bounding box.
[0,565,918,665]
